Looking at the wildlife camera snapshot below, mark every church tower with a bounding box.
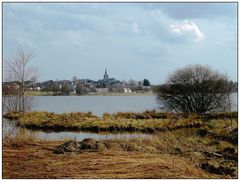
[103,69,109,81]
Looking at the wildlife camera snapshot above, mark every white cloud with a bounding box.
[170,20,205,42]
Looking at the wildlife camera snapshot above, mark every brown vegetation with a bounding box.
[1,137,227,179]
[3,118,238,179]
[3,110,237,178]
[3,140,215,178]
[3,111,237,133]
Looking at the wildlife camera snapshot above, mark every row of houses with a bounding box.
[3,70,152,95]
[3,81,151,95]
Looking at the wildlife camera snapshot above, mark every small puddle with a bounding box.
[3,118,150,141]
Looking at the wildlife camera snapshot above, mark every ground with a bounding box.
[3,111,238,179]
[3,139,220,179]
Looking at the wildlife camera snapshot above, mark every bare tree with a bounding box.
[4,49,37,113]
[155,65,229,114]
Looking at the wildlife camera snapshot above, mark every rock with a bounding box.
[53,140,81,154]
[53,138,108,154]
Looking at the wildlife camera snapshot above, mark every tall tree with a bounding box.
[143,79,150,86]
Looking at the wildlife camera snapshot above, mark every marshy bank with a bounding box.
[3,124,238,178]
[3,111,237,133]
[3,118,150,141]
[3,110,238,178]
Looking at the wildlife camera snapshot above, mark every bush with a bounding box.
[155,65,230,114]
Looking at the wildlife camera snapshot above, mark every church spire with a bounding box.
[104,68,109,81]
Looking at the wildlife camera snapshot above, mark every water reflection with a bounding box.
[3,118,149,141]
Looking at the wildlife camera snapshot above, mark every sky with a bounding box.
[3,2,237,84]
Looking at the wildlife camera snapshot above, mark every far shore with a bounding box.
[6,90,238,97]
[22,91,155,96]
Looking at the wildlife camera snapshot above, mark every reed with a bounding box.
[4,111,237,133]
[15,112,203,132]
[3,125,237,178]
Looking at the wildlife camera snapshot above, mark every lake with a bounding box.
[3,95,158,141]
[14,93,238,115]
[2,93,237,141]
[3,118,150,141]
[31,95,159,116]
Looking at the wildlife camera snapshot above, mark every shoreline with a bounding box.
[5,91,237,97]
[4,111,237,133]
[20,91,155,96]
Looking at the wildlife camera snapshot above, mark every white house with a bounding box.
[123,88,132,93]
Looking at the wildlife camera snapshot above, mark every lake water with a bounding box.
[20,93,239,115]
[2,94,237,141]
[3,118,149,141]
[3,95,157,141]
[31,95,159,116]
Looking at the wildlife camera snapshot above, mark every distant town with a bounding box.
[3,69,154,95]
[3,69,238,96]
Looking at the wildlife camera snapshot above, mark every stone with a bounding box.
[53,140,81,154]
[53,138,108,154]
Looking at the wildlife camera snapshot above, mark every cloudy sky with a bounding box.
[3,3,237,84]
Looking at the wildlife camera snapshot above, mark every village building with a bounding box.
[123,88,132,93]
[103,69,109,82]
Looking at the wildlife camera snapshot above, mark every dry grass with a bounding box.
[4,111,237,133]
[3,111,237,178]
[3,137,221,179]
[4,111,206,132]
[3,123,237,179]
